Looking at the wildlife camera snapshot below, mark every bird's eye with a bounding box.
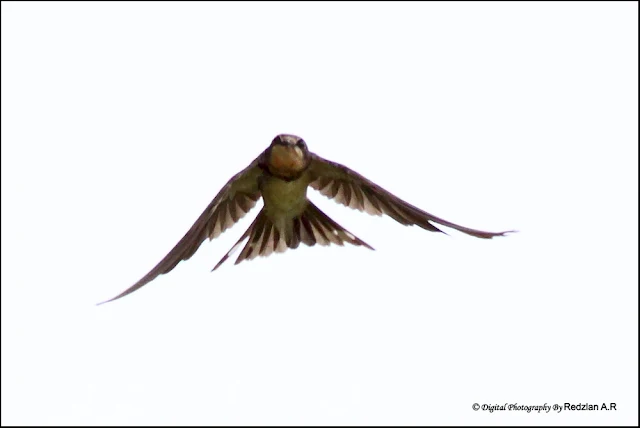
[296,140,307,149]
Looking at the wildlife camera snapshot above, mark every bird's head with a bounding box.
[266,134,311,179]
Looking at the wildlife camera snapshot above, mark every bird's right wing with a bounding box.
[98,158,264,304]
[308,153,513,239]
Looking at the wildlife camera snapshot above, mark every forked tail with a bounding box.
[212,201,373,270]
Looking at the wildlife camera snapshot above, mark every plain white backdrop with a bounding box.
[1,2,637,425]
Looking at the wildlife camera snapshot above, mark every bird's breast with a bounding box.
[260,173,310,218]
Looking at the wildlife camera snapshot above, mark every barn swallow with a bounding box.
[99,134,512,304]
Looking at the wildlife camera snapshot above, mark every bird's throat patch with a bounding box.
[268,145,306,178]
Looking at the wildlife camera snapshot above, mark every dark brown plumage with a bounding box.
[98,134,512,304]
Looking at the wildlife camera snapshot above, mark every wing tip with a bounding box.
[96,295,118,306]
[476,229,518,239]
[495,229,518,237]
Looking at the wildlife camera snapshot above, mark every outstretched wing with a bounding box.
[307,154,513,239]
[98,159,263,304]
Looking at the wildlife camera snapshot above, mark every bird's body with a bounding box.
[260,171,310,219]
[99,134,513,304]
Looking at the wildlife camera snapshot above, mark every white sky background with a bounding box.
[1,1,638,425]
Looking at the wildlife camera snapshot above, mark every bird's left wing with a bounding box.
[98,158,263,304]
[308,153,513,239]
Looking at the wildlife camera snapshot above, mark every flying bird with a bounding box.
[99,134,512,304]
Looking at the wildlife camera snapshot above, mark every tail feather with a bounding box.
[297,216,317,246]
[212,201,373,270]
